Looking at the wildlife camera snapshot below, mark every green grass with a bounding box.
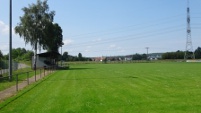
[0,68,42,91]
[0,62,201,113]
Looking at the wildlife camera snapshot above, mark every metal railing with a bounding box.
[15,67,55,91]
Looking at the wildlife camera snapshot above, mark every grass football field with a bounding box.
[0,62,201,113]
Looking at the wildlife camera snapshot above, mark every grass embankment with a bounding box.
[0,63,201,112]
[0,68,41,91]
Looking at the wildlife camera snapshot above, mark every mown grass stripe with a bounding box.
[0,63,201,113]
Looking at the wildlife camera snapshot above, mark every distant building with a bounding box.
[124,55,133,61]
[148,53,162,60]
[124,57,132,61]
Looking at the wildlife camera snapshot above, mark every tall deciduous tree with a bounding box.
[43,22,63,52]
[15,0,55,69]
[0,50,3,60]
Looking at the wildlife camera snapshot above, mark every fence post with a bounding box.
[40,68,41,78]
[48,67,49,74]
[16,74,18,91]
[27,72,29,85]
[44,68,45,76]
[35,69,36,82]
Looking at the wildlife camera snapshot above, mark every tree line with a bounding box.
[132,53,147,60]
[162,47,201,59]
[0,48,33,70]
[61,46,201,62]
[62,52,92,61]
[0,48,34,61]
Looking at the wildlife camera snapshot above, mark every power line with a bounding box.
[65,25,185,48]
[66,14,185,39]
[65,28,186,55]
[63,14,191,48]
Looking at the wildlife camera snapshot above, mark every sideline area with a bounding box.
[0,70,53,102]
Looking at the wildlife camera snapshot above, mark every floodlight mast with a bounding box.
[9,0,12,81]
[184,0,195,60]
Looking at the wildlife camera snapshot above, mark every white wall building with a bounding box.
[32,51,60,69]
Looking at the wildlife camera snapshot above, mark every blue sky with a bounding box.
[0,0,201,57]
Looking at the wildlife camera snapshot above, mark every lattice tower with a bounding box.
[184,0,195,59]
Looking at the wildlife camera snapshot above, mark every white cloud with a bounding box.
[2,45,8,51]
[118,49,125,53]
[87,46,92,48]
[84,49,90,52]
[0,20,9,35]
[0,44,9,54]
[117,47,122,49]
[109,44,116,48]
[63,39,73,46]
[0,20,17,37]
[93,38,102,42]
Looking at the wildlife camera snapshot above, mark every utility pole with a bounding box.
[60,43,64,67]
[9,0,12,81]
[146,47,149,60]
[61,46,62,67]
[184,0,195,60]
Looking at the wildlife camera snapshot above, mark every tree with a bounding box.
[132,54,142,60]
[0,50,3,60]
[22,50,34,61]
[103,57,107,64]
[3,54,8,60]
[10,48,33,61]
[162,51,185,59]
[194,47,201,59]
[21,48,27,55]
[15,0,55,69]
[141,54,147,60]
[62,52,68,61]
[78,53,82,61]
[42,22,63,52]
[12,48,23,59]
[12,49,18,59]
